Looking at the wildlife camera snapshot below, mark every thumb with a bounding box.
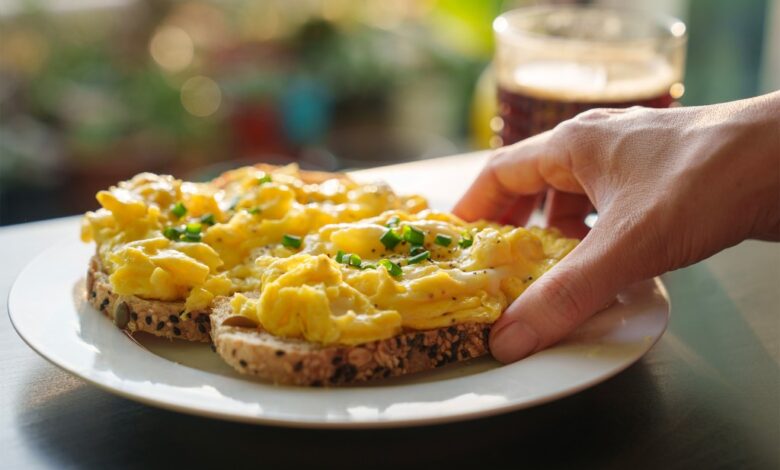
[489,222,639,363]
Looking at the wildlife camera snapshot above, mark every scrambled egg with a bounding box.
[82,164,578,346]
[81,165,427,312]
[229,211,578,345]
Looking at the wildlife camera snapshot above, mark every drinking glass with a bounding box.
[493,6,687,145]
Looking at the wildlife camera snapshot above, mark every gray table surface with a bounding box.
[2,216,778,469]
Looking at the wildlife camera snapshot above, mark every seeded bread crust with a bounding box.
[210,297,492,386]
[87,255,212,341]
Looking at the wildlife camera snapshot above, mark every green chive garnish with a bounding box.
[403,225,425,245]
[380,228,402,250]
[282,234,302,249]
[459,235,473,249]
[361,263,376,270]
[257,174,272,185]
[379,259,402,277]
[386,216,400,227]
[410,245,426,256]
[163,227,183,241]
[246,207,261,215]
[171,202,187,218]
[185,222,202,234]
[349,254,362,267]
[435,234,452,247]
[335,250,346,263]
[182,232,201,243]
[200,213,216,225]
[407,250,430,264]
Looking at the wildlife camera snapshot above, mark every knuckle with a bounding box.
[487,147,505,165]
[488,144,514,167]
[553,111,602,148]
[625,105,649,113]
[551,118,589,174]
[550,121,578,157]
[552,118,580,141]
[576,107,613,122]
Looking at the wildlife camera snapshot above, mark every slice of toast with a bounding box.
[210,296,492,386]
[85,166,354,341]
[87,255,212,341]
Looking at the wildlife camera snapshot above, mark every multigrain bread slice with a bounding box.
[87,255,212,341]
[210,296,492,386]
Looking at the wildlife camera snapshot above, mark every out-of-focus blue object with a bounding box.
[281,78,331,145]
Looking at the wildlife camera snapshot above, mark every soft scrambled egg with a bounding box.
[82,165,578,346]
[82,165,427,311]
[229,211,578,345]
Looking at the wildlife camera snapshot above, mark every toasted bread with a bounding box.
[210,296,491,386]
[85,165,353,342]
[87,255,213,341]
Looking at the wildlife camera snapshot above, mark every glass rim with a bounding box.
[494,5,688,46]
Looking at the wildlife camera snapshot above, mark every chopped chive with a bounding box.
[410,245,426,256]
[435,234,452,247]
[402,225,425,245]
[348,253,362,267]
[163,227,183,241]
[171,202,187,218]
[459,235,473,249]
[361,263,377,270]
[200,213,216,225]
[282,234,302,249]
[257,174,272,185]
[335,250,346,263]
[228,197,240,211]
[386,216,400,227]
[407,250,430,264]
[185,222,202,234]
[182,232,202,242]
[380,228,402,250]
[246,207,261,215]
[379,259,402,277]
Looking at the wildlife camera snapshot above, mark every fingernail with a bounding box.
[490,321,540,363]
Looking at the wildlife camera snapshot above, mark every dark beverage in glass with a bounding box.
[493,7,687,145]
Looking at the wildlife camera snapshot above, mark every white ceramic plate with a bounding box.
[9,240,669,428]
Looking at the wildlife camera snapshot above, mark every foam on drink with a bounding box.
[496,55,682,145]
[506,57,678,102]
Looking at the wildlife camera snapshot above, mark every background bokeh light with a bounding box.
[0,0,775,224]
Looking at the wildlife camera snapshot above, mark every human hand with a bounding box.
[454,92,780,363]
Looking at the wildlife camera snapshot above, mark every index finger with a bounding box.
[453,130,560,222]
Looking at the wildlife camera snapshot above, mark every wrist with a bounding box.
[745,93,780,240]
